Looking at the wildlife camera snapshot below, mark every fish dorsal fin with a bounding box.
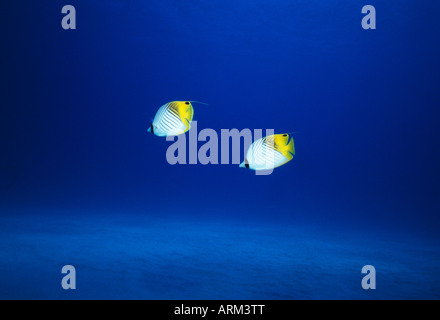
[271,134,295,159]
[190,101,209,106]
[169,101,194,127]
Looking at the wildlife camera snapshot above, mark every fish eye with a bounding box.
[185,101,190,105]
[283,134,287,137]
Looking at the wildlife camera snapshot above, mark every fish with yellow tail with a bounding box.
[240,133,295,171]
[148,101,207,137]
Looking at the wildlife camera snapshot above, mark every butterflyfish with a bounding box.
[240,133,295,170]
[148,101,195,137]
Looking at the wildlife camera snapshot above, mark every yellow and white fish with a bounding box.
[240,133,295,170]
[148,101,195,137]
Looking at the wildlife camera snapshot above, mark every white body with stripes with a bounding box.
[241,137,289,171]
[150,103,189,137]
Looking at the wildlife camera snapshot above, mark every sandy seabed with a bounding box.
[0,212,439,300]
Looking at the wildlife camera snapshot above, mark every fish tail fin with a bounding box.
[288,137,295,156]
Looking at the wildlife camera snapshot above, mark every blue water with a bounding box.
[0,1,439,299]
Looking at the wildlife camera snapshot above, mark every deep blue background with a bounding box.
[0,0,439,299]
